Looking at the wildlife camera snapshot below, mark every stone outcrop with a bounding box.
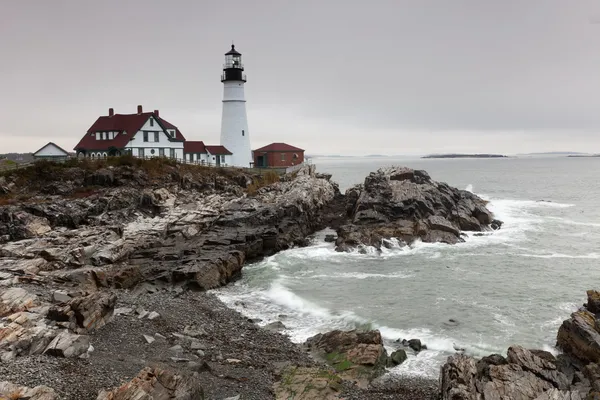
[0,164,338,292]
[336,166,500,251]
[556,291,600,364]
[0,289,114,361]
[440,290,600,400]
[96,366,204,400]
[440,346,587,400]
[305,329,389,386]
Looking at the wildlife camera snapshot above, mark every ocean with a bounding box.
[215,155,600,378]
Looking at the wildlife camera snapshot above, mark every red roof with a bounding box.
[74,111,185,151]
[205,145,232,155]
[254,142,304,152]
[184,141,206,153]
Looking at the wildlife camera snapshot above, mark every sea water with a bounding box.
[216,155,600,378]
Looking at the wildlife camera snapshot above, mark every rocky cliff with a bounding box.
[0,159,344,399]
[336,166,501,251]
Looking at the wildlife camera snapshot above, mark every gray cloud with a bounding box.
[1,0,600,155]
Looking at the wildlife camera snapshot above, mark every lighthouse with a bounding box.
[220,44,252,167]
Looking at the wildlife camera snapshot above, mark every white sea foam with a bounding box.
[465,184,474,192]
[518,252,600,259]
[306,272,413,280]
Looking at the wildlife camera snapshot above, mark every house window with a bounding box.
[143,132,148,142]
[159,148,164,157]
[150,149,155,155]
[150,118,154,127]
[189,153,193,162]
[242,130,244,136]
[220,155,225,163]
[139,148,145,158]
[154,132,159,142]
[170,148,175,159]
[281,153,286,161]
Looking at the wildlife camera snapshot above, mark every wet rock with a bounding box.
[387,349,407,367]
[96,366,204,399]
[407,338,424,352]
[324,234,336,243]
[264,321,286,331]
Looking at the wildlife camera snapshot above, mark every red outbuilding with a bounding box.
[253,143,304,168]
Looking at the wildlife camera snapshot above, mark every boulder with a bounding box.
[0,381,58,400]
[44,330,90,358]
[305,330,388,386]
[335,166,499,251]
[387,349,407,367]
[96,366,204,400]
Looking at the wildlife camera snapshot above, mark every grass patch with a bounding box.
[246,170,280,196]
[325,351,354,372]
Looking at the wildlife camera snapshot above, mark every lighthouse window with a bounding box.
[242,130,245,136]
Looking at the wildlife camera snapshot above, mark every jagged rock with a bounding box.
[557,310,600,363]
[305,329,388,386]
[68,291,116,332]
[336,166,499,251]
[440,346,587,400]
[96,366,204,399]
[0,381,58,400]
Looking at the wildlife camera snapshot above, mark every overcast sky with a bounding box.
[2,0,600,155]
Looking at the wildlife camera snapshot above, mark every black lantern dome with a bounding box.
[221,44,246,82]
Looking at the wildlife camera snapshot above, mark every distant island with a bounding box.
[567,154,600,158]
[422,153,507,159]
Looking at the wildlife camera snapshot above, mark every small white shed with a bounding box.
[33,142,70,161]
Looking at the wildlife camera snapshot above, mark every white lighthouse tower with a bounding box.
[220,44,252,167]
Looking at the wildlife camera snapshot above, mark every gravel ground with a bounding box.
[0,283,439,399]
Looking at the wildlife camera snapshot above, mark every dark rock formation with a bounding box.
[335,166,499,251]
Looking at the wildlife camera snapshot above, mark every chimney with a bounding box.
[153,109,159,118]
[108,108,114,117]
[137,105,143,114]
